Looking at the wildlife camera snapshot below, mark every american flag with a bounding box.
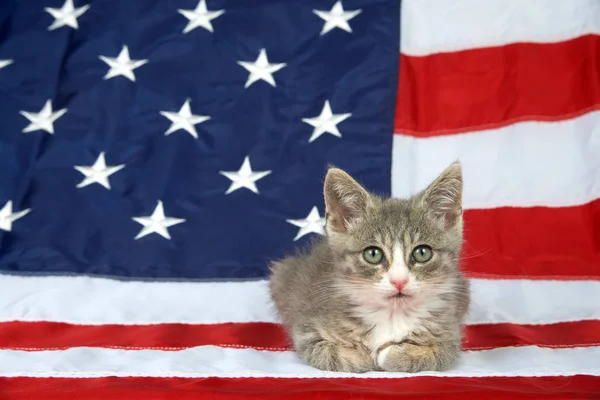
[0,0,599,398]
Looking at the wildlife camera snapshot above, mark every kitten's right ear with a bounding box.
[324,167,372,234]
[420,161,463,228]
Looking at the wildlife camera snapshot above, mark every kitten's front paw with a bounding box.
[302,341,374,373]
[376,341,458,373]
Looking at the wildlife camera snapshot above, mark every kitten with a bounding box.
[268,162,470,373]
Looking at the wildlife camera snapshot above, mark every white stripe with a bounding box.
[0,274,275,325]
[401,0,600,56]
[1,274,599,326]
[467,279,600,325]
[1,345,599,378]
[392,111,600,209]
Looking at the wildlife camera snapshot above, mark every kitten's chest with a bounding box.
[358,304,427,351]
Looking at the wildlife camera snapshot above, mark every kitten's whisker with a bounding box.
[459,248,492,260]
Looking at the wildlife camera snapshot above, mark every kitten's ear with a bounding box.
[420,161,463,228]
[324,167,372,234]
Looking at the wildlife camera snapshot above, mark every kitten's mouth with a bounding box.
[388,292,410,299]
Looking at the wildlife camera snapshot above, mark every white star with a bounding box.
[44,0,90,31]
[159,99,210,139]
[99,45,148,82]
[178,0,225,33]
[132,201,186,240]
[313,0,361,35]
[287,206,326,241]
[0,201,31,232]
[74,152,125,190]
[219,156,271,195]
[20,99,67,134]
[237,49,286,88]
[0,59,14,70]
[302,100,351,143]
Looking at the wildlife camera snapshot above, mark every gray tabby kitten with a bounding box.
[268,162,470,373]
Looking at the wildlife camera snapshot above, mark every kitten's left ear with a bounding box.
[324,167,372,234]
[420,161,463,228]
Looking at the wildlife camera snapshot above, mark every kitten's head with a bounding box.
[323,162,464,305]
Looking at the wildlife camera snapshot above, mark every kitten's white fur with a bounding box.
[350,243,448,366]
[386,243,410,285]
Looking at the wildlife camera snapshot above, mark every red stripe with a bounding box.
[464,321,600,351]
[2,320,599,352]
[461,200,600,279]
[1,376,599,399]
[0,321,289,352]
[395,34,600,137]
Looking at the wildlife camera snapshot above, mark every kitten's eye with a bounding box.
[412,245,433,263]
[362,247,384,264]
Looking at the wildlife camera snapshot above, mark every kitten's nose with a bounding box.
[391,279,407,292]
